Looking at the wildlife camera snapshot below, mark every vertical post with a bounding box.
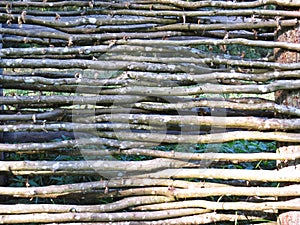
[274,8,300,225]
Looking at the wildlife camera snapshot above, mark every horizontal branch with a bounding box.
[3,56,300,71]
[133,198,300,211]
[95,185,300,200]
[153,19,297,32]
[125,70,300,83]
[1,0,299,9]
[0,196,174,214]
[0,12,176,29]
[116,147,300,162]
[0,208,209,224]
[96,114,300,130]
[0,109,63,121]
[103,79,300,94]
[0,178,229,198]
[134,100,300,117]
[1,122,163,133]
[98,130,300,144]
[0,58,210,73]
[2,38,300,58]
[114,38,300,52]
[0,1,93,8]
[0,137,154,152]
[4,163,299,181]
[0,27,184,44]
[136,0,300,9]
[0,95,148,106]
[95,8,300,18]
[0,158,198,173]
[4,77,299,96]
[39,213,266,225]
[0,75,169,93]
[134,168,300,182]
[3,70,300,94]
[1,116,300,132]
[0,45,180,58]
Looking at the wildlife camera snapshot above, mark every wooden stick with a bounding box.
[0,208,210,224]
[133,198,300,211]
[134,169,300,182]
[0,178,229,198]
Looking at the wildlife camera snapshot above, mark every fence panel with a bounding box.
[0,1,299,224]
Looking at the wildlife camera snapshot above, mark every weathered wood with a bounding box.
[0,1,299,224]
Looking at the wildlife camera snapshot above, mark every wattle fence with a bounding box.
[0,0,299,224]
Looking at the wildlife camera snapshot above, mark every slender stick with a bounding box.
[134,100,300,117]
[0,178,229,198]
[133,169,300,182]
[0,208,210,224]
[0,196,175,214]
[133,198,300,211]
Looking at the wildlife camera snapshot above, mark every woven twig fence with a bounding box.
[0,0,300,224]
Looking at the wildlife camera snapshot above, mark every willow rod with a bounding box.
[134,100,300,117]
[133,198,300,211]
[116,148,300,162]
[134,169,300,182]
[1,116,300,132]
[0,208,210,224]
[0,178,229,198]
[2,38,300,57]
[136,0,300,9]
